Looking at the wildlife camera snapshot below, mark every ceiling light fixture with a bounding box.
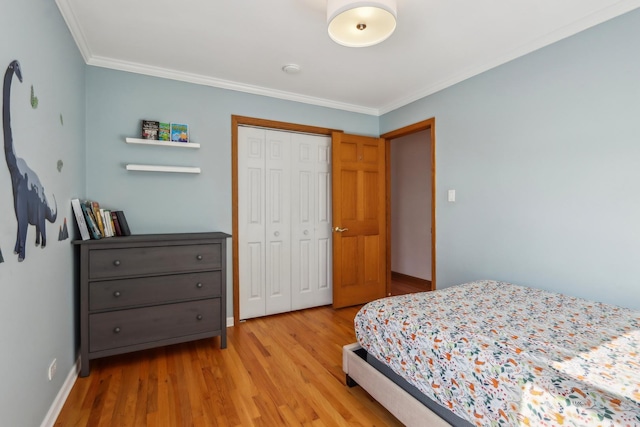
[327,0,397,48]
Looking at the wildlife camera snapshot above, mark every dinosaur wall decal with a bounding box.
[3,60,57,262]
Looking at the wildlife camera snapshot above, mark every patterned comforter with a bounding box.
[354,280,640,426]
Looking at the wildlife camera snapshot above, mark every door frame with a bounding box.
[381,118,436,292]
[231,115,338,325]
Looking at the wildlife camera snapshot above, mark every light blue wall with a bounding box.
[381,9,640,310]
[85,66,379,317]
[0,0,86,426]
[3,3,639,425]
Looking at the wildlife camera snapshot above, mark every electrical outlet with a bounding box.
[48,358,57,381]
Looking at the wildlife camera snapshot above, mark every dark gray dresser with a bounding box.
[73,232,230,376]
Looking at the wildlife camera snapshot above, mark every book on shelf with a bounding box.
[106,210,115,237]
[71,199,90,240]
[141,120,159,140]
[100,209,109,237]
[158,122,170,141]
[110,211,123,236]
[70,198,132,240]
[101,209,114,237]
[90,201,105,237]
[170,123,189,142]
[114,211,132,236]
[79,202,101,240]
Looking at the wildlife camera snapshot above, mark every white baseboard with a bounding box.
[226,316,234,327]
[40,357,80,427]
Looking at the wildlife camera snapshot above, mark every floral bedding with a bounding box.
[355,280,640,426]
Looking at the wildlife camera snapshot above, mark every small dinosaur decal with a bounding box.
[3,60,57,261]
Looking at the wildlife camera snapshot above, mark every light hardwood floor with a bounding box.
[390,275,431,296]
[55,305,404,426]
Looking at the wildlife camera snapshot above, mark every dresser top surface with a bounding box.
[72,232,231,246]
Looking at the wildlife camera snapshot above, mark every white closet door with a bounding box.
[291,133,332,310]
[239,127,332,320]
[264,130,292,315]
[238,127,267,319]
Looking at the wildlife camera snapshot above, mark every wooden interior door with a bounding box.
[332,132,387,308]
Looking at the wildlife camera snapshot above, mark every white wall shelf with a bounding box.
[126,164,201,174]
[124,136,201,173]
[125,137,200,149]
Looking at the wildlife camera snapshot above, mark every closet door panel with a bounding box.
[240,128,332,318]
[238,127,267,319]
[318,237,331,292]
[293,166,314,300]
[291,134,332,310]
[265,130,292,315]
[316,141,333,299]
[315,137,333,304]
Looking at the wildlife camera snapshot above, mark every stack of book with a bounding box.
[71,199,131,241]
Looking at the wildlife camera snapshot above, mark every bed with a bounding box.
[343,280,640,426]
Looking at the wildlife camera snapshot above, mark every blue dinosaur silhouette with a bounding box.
[3,60,57,262]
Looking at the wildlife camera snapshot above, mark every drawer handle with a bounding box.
[113,327,121,334]
[196,282,203,289]
[196,314,203,321]
[113,260,121,267]
[196,255,203,261]
[113,291,121,297]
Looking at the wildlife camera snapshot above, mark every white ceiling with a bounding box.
[56,0,640,116]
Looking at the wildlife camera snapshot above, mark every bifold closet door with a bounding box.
[238,127,332,320]
[238,127,292,319]
[290,133,332,310]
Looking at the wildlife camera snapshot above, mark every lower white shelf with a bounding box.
[126,164,201,174]
[125,137,200,148]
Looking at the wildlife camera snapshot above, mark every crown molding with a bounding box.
[55,0,378,115]
[379,0,640,115]
[57,0,640,117]
[55,0,92,62]
[86,55,380,116]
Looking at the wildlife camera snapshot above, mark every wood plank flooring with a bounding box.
[55,305,404,427]
[390,276,431,296]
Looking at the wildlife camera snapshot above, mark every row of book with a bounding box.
[142,119,189,142]
[71,199,131,241]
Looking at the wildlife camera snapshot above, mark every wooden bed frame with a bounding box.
[343,343,453,427]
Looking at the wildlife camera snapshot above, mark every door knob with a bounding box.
[334,226,349,233]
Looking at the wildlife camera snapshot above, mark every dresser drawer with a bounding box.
[89,271,222,311]
[89,299,221,352]
[89,243,221,279]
